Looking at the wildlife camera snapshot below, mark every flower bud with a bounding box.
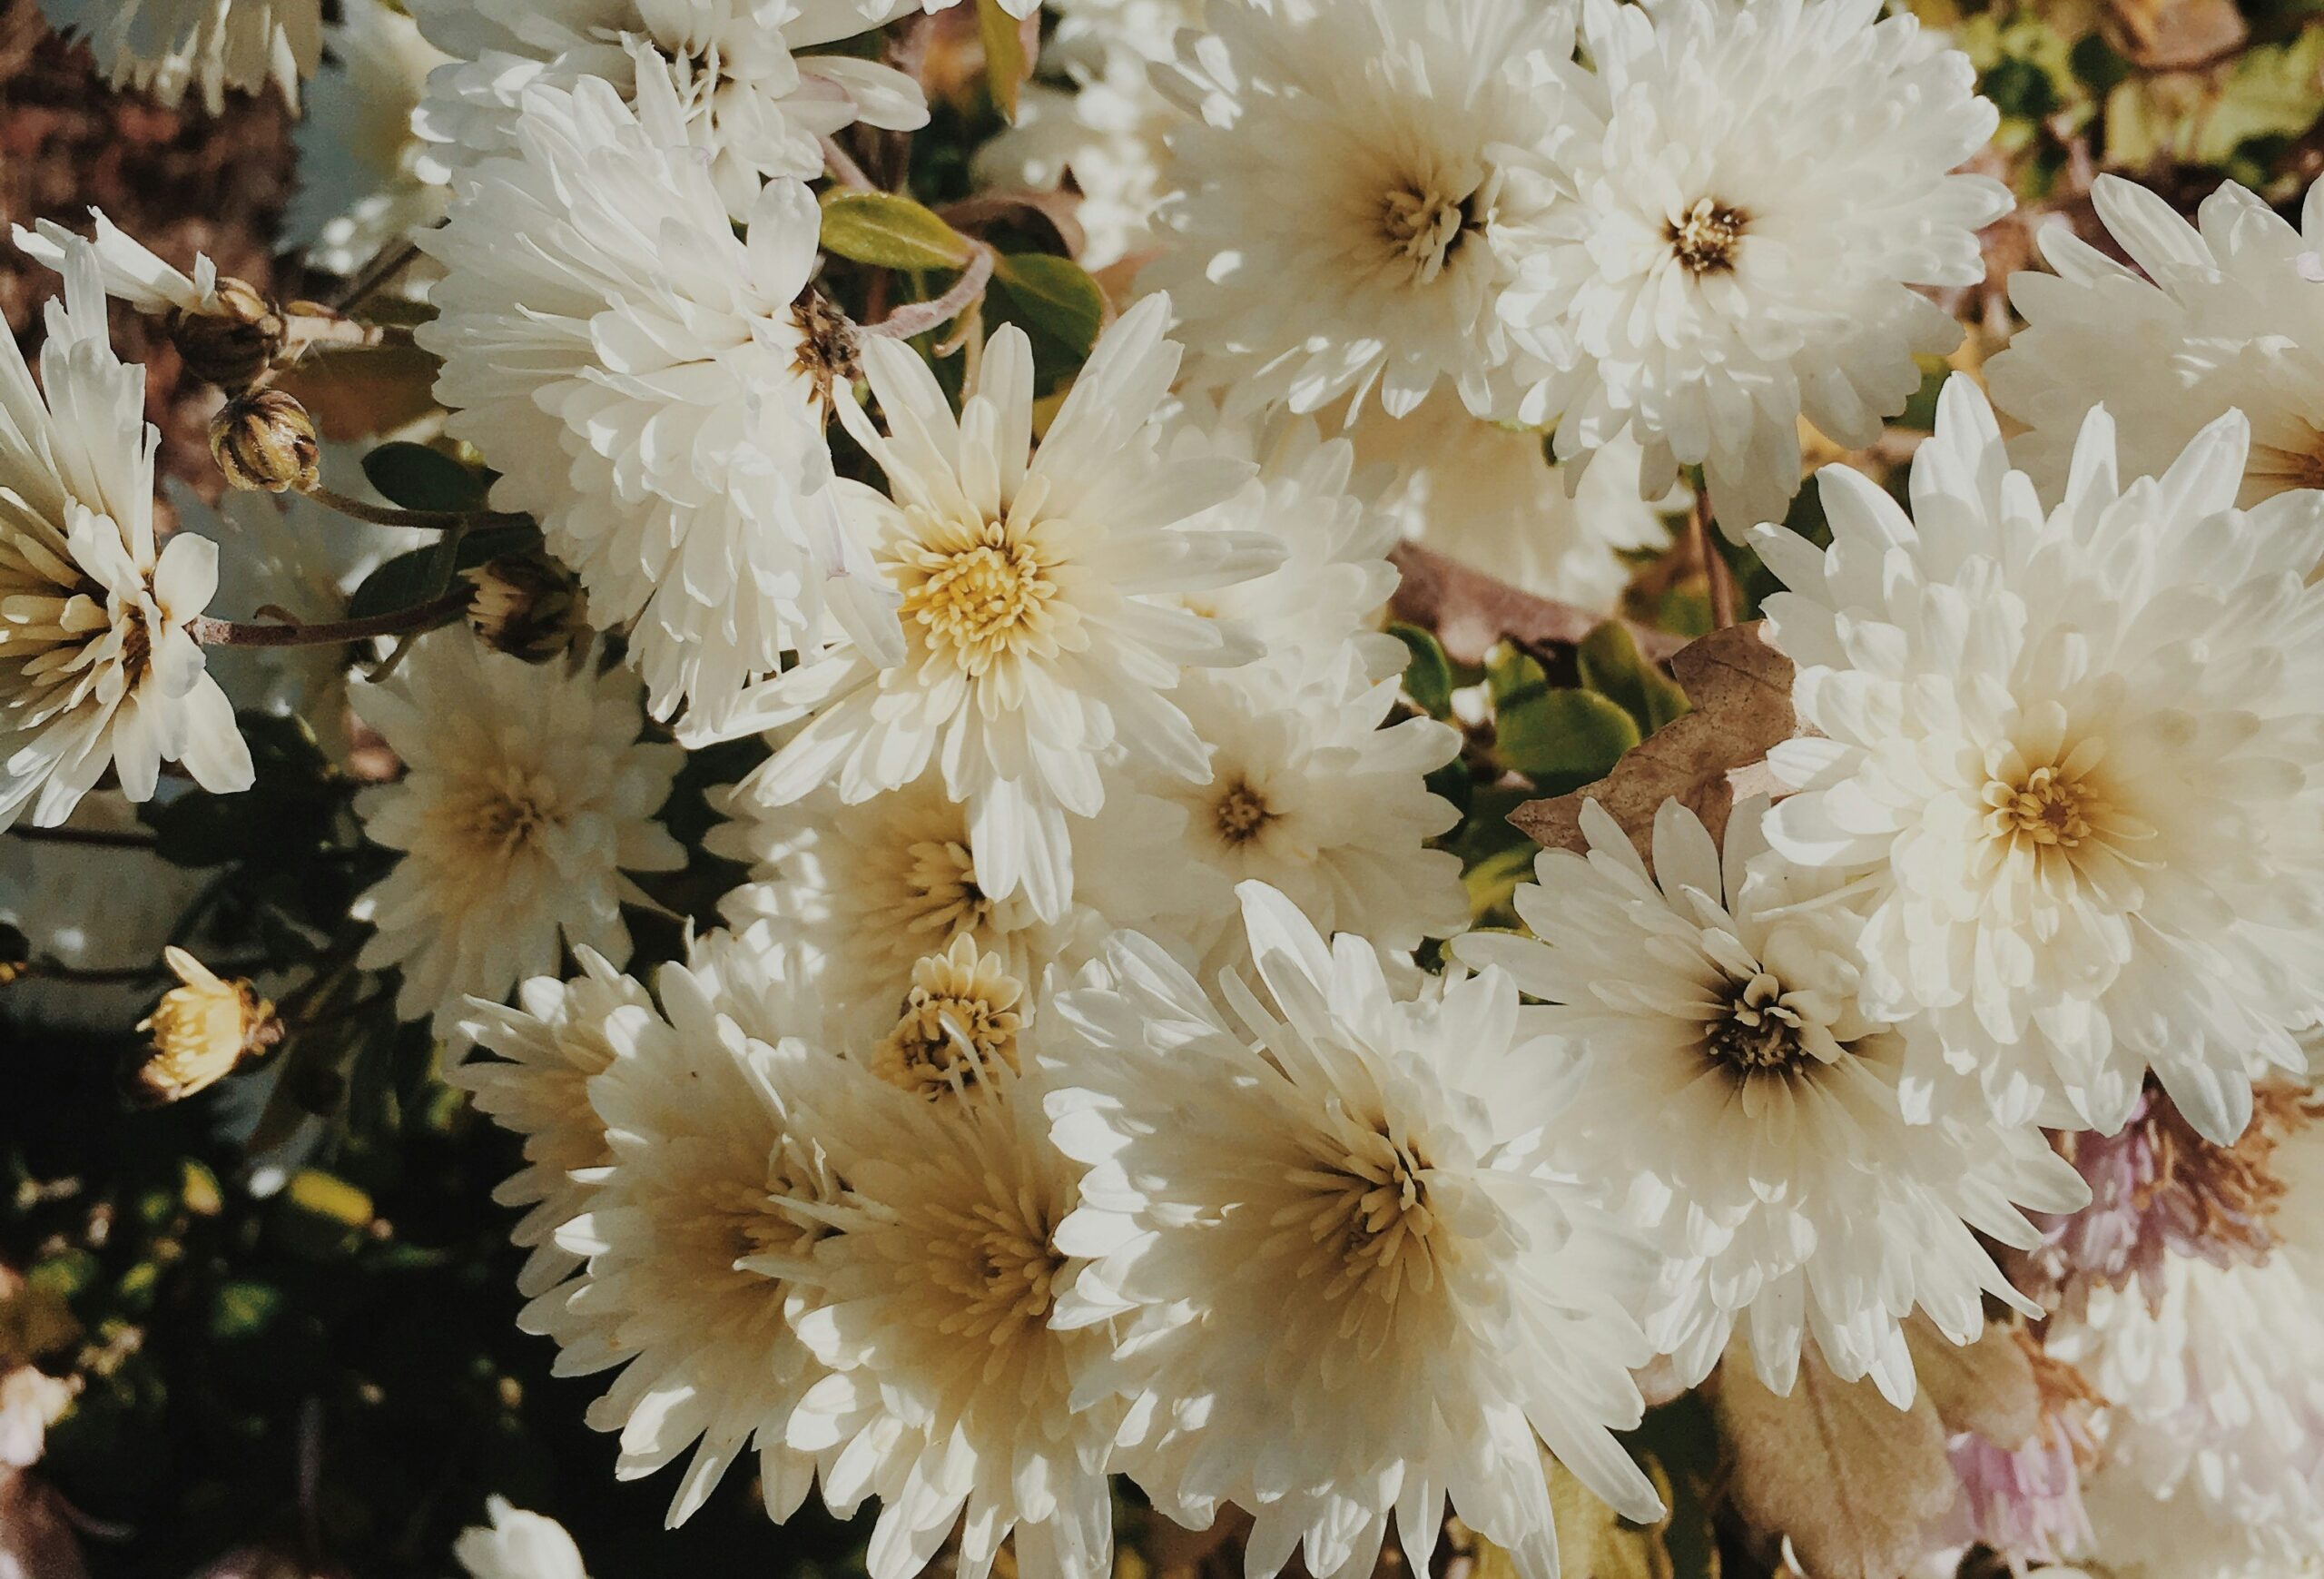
[168,277,287,391]
[463,555,587,663]
[211,390,320,494]
[132,947,283,1107]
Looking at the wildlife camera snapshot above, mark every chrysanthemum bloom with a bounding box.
[1499,0,2006,538]
[781,1051,1118,1579]
[522,948,841,1527]
[454,1497,590,1579]
[38,0,320,110]
[282,0,449,286]
[133,946,282,1106]
[453,953,657,1298]
[409,0,928,218]
[350,631,684,1040]
[1048,883,1664,1579]
[1755,376,2324,1142]
[0,245,252,830]
[1989,174,2324,511]
[1456,800,2086,1404]
[731,299,1283,921]
[419,65,901,739]
[1146,0,1573,419]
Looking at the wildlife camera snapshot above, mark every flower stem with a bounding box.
[861,246,997,341]
[304,486,522,534]
[191,589,471,649]
[822,135,878,192]
[1692,486,1739,630]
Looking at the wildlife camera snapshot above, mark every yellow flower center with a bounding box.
[1669,197,1748,275]
[899,525,1059,676]
[901,837,990,941]
[1213,779,1276,846]
[1704,971,1810,1073]
[1984,764,2096,850]
[1284,1124,1440,1314]
[928,1193,1062,1343]
[872,936,1026,1100]
[2247,425,2324,500]
[1381,183,1482,284]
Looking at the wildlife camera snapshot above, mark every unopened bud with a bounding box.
[132,947,283,1106]
[211,390,320,494]
[463,556,587,662]
[168,277,287,391]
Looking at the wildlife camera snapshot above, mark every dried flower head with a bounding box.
[211,390,320,494]
[168,277,286,391]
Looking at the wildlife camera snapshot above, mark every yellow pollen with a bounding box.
[900,526,1058,676]
[1669,197,1748,275]
[872,935,1026,1100]
[1984,765,2094,850]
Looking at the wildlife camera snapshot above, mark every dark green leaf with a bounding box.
[359,441,487,513]
[344,538,458,623]
[1578,622,1690,735]
[979,0,1031,121]
[1388,623,1457,718]
[990,252,1107,358]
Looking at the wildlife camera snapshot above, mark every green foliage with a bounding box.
[990,252,1108,359]
[818,190,976,271]
[361,442,490,514]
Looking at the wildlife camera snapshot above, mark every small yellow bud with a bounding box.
[168,277,287,391]
[211,390,320,494]
[133,947,283,1107]
[462,556,587,663]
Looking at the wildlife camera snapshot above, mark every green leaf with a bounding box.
[271,1169,374,1263]
[1462,844,1538,923]
[1490,645,1642,791]
[1578,622,1690,735]
[979,0,1031,121]
[990,253,1108,359]
[359,441,487,513]
[208,1280,285,1343]
[1388,622,1457,718]
[819,190,975,271]
[344,538,458,623]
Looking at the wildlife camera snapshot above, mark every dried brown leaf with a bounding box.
[2103,0,2247,70]
[1388,543,1687,666]
[1509,622,1799,863]
[1714,1348,1958,1579]
[1905,1318,2041,1451]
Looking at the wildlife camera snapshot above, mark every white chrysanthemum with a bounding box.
[1454,799,2089,1406]
[453,952,656,1298]
[1135,656,1465,971]
[1350,395,1676,612]
[522,946,840,1527]
[454,1497,590,1579]
[972,0,1199,271]
[0,245,252,830]
[282,0,449,284]
[712,768,1206,1031]
[409,0,927,218]
[15,209,226,321]
[730,297,1282,921]
[780,1053,1118,1579]
[350,631,684,1039]
[1048,883,1664,1579]
[1989,175,2324,511]
[1499,0,2007,538]
[1145,0,1573,419]
[38,0,320,111]
[418,66,900,740]
[1755,376,2324,1143]
[2050,1121,2324,1579]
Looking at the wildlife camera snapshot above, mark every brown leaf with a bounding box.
[1905,1318,2040,1452]
[1714,1347,1958,1579]
[1388,542,1687,666]
[2103,0,2247,70]
[1509,622,1799,863]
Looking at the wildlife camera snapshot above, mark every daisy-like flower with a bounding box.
[409,0,928,218]
[281,0,450,286]
[453,952,657,1298]
[1048,883,1665,1579]
[350,630,684,1040]
[0,242,252,830]
[419,64,901,740]
[781,1052,1118,1579]
[1755,376,2324,1143]
[1135,656,1466,971]
[1145,0,1572,420]
[454,1498,590,1579]
[38,0,320,111]
[1989,174,2324,511]
[522,945,841,1528]
[1350,395,1676,612]
[1453,799,2088,1406]
[1499,0,2007,538]
[730,298,1283,921]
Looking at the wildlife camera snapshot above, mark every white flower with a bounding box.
[409,0,928,218]
[417,66,900,740]
[37,0,320,111]
[1145,0,1572,419]
[1350,395,1678,612]
[1755,376,2324,1143]
[1499,0,2006,538]
[1989,174,2324,511]
[350,631,684,1040]
[15,209,224,320]
[0,243,252,830]
[453,1497,590,1579]
[1133,656,1466,972]
[453,952,656,1298]
[282,0,450,285]
[782,1054,1118,1579]
[1048,883,1664,1579]
[0,1367,73,1472]
[522,943,841,1526]
[1454,799,2089,1406]
[731,297,1282,921]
